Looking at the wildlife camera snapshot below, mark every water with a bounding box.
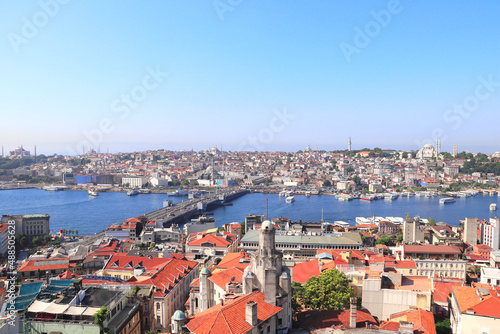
[0,189,499,235]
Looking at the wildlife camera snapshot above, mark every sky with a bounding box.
[1,1,499,155]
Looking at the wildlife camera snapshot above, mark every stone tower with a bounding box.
[243,220,292,332]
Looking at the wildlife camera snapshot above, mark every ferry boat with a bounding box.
[88,189,99,197]
[337,194,353,201]
[44,185,64,191]
[305,191,311,197]
[285,196,295,204]
[168,190,189,196]
[333,221,350,228]
[361,195,375,201]
[384,193,398,201]
[439,197,455,204]
[491,203,497,211]
[127,189,139,196]
[139,189,151,194]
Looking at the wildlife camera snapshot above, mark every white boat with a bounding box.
[491,203,497,211]
[127,189,139,196]
[384,193,398,200]
[305,191,311,197]
[44,185,64,191]
[337,194,353,201]
[285,196,295,204]
[334,221,350,228]
[168,190,189,196]
[439,197,455,204]
[88,189,99,197]
[139,189,151,194]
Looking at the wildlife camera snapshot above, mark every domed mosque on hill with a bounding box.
[416,138,441,159]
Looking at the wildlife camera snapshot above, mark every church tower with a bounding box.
[243,220,292,332]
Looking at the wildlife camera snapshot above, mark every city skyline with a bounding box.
[1,1,499,155]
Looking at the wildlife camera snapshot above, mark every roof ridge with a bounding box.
[219,309,235,334]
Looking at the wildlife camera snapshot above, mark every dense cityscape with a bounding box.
[1,142,500,333]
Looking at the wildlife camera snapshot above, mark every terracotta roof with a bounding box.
[18,258,70,273]
[403,244,460,255]
[292,259,321,284]
[104,253,171,272]
[387,308,436,334]
[0,224,9,233]
[208,267,244,290]
[452,286,500,318]
[433,282,462,303]
[186,291,282,334]
[215,252,251,272]
[297,308,377,330]
[188,234,235,248]
[396,260,417,268]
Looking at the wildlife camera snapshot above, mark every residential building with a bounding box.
[24,286,141,334]
[379,221,398,234]
[0,214,50,241]
[415,259,467,280]
[244,214,264,233]
[186,232,238,262]
[450,285,500,334]
[482,217,500,249]
[480,267,500,287]
[433,281,463,316]
[490,250,500,268]
[429,224,459,244]
[401,244,461,260]
[362,273,433,321]
[18,258,71,278]
[403,218,425,244]
[379,308,437,334]
[121,177,147,188]
[463,217,478,246]
[239,230,363,259]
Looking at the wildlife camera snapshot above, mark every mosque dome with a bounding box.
[172,310,187,321]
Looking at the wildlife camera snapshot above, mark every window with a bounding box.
[157,303,161,310]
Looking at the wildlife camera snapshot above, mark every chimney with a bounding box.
[398,321,414,334]
[245,301,258,327]
[350,297,357,328]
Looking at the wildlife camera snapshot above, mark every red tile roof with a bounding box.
[186,291,282,334]
[188,233,236,248]
[396,260,417,268]
[208,267,244,290]
[403,244,461,255]
[18,258,70,273]
[297,308,377,330]
[216,252,251,271]
[104,253,171,272]
[386,308,436,334]
[452,286,500,318]
[433,282,463,303]
[292,259,321,284]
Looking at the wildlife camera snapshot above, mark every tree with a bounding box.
[15,233,28,249]
[32,236,41,246]
[428,217,436,226]
[181,180,189,186]
[375,236,394,246]
[291,281,304,313]
[435,317,451,334]
[300,269,354,310]
[373,228,379,234]
[44,234,52,244]
[94,306,109,334]
[264,179,271,186]
[323,179,331,187]
[397,235,403,243]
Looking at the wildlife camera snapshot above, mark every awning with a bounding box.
[43,303,69,314]
[27,300,53,313]
[82,307,100,317]
[64,306,87,316]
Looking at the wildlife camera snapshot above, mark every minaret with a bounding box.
[453,144,458,157]
[348,137,352,151]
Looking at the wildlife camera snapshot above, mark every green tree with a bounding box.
[323,179,331,187]
[291,281,304,313]
[264,179,271,186]
[428,217,436,226]
[32,236,41,246]
[301,269,354,310]
[397,235,403,243]
[94,306,109,334]
[435,317,451,334]
[15,233,28,249]
[181,179,190,186]
[44,234,52,244]
[375,235,394,246]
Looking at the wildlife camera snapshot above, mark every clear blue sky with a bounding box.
[1,1,499,155]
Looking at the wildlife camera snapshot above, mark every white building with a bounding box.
[150,177,170,187]
[415,259,467,280]
[122,177,148,188]
[480,267,500,287]
[482,217,500,250]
